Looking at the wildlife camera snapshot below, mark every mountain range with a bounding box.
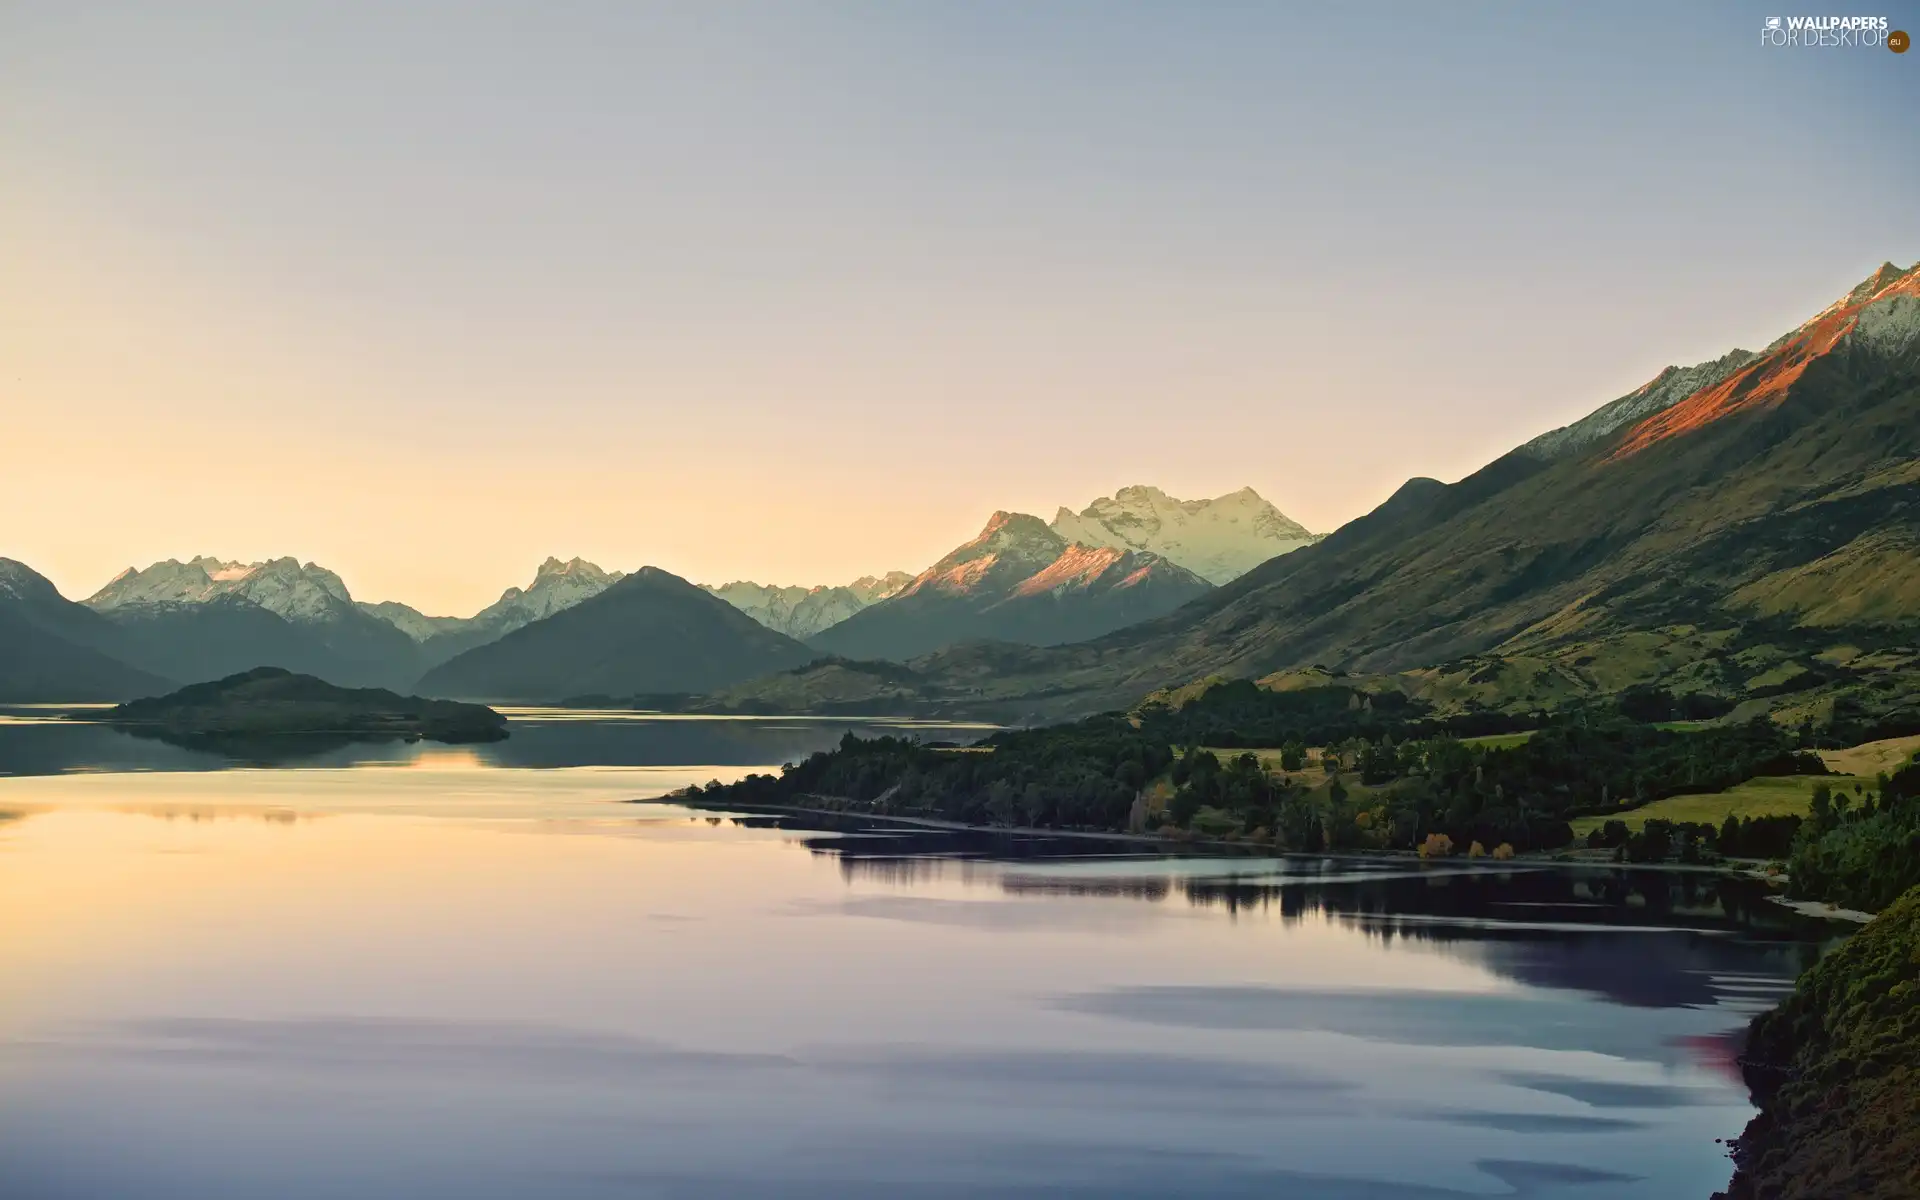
[82,556,418,689]
[7,261,1914,715]
[1049,485,1320,584]
[701,573,913,639]
[813,259,1920,721]
[416,568,816,700]
[4,484,1308,700]
[361,557,627,668]
[0,559,173,702]
[808,512,1215,661]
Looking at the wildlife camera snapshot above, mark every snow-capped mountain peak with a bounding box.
[468,557,625,630]
[901,512,1069,598]
[0,557,64,604]
[969,511,1063,553]
[85,556,357,623]
[847,572,914,604]
[700,571,914,639]
[1048,486,1318,584]
[534,556,617,584]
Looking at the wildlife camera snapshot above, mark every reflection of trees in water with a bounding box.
[1174,868,1828,1007]
[130,806,312,826]
[0,716,996,777]
[120,727,402,766]
[0,805,315,828]
[771,811,1838,1010]
[833,856,963,889]
[0,806,316,821]
[1000,875,1174,902]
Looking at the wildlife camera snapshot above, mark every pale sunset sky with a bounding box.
[4,2,1915,615]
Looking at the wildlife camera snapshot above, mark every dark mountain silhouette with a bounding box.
[94,593,421,690]
[416,567,817,700]
[100,665,506,743]
[0,558,173,701]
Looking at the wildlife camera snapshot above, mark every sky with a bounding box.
[4,1,1916,616]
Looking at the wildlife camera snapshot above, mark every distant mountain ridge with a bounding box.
[1049,485,1318,584]
[467,556,625,631]
[417,567,817,700]
[808,511,1213,661]
[89,556,355,623]
[359,557,625,642]
[361,556,627,670]
[15,263,1913,716]
[82,555,417,689]
[702,572,912,639]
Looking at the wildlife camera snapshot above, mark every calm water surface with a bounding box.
[0,710,1840,1198]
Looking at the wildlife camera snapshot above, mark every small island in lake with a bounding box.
[92,667,509,744]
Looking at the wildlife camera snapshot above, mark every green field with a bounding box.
[1568,773,1864,837]
[1459,731,1537,750]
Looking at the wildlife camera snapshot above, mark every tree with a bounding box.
[1360,739,1398,784]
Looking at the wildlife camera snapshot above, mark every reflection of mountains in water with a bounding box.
[117,726,422,767]
[0,714,994,776]
[752,811,1832,1011]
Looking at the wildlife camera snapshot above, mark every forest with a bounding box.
[690,681,1830,859]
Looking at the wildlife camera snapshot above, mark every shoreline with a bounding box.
[665,797,1867,905]
[1766,895,1875,924]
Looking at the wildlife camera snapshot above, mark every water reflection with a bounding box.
[0,763,1849,1200]
[719,809,1829,1020]
[0,706,995,776]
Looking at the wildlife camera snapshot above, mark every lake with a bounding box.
[0,709,1840,1199]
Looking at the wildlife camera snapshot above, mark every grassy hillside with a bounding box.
[1568,775,1849,838]
[1821,732,1920,776]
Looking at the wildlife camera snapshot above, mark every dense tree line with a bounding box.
[1820,692,1920,748]
[1326,718,1818,854]
[1584,813,1803,863]
[1788,760,1920,912]
[702,719,1173,831]
[692,684,1829,862]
